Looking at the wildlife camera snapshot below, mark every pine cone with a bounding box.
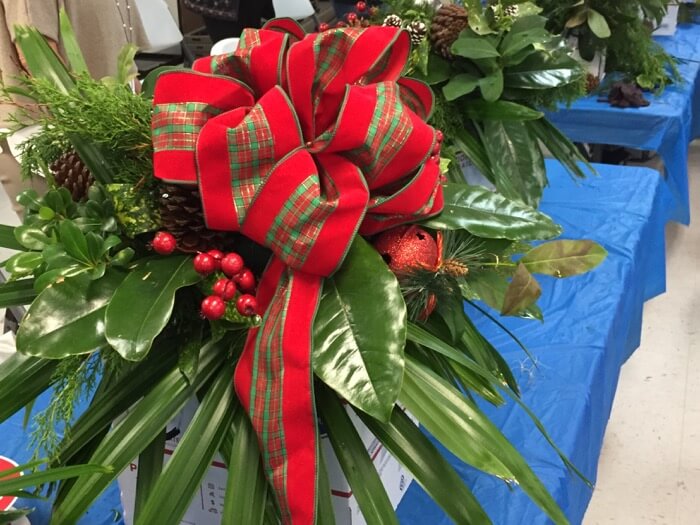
[585,73,600,94]
[50,151,94,202]
[383,14,403,27]
[430,4,469,58]
[407,20,428,45]
[159,183,237,253]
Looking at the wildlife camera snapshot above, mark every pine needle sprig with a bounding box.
[29,353,102,460]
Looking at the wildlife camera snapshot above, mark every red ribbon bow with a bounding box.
[152,19,443,524]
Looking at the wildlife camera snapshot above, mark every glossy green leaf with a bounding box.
[587,9,611,39]
[313,237,406,422]
[400,357,569,525]
[14,226,51,251]
[316,386,399,525]
[52,340,228,524]
[0,353,57,423]
[521,240,607,277]
[442,73,480,101]
[479,70,504,102]
[451,34,500,59]
[358,407,492,524]
[421,183,562,241]
[504,53,582,90]
[59,221,91,263]
[0,279,37,308]
[463,100,543,121]
[222,407,267,525]
[452,128,495,181]
[481,120,546,206]
[5,252,42,276]
[501,263,541,316]
[59,8,89,74]
[16,271,125,358]
[136,359,237,525]
[500,27,550,58]
[106,256,201,361]
[467,271,543,320]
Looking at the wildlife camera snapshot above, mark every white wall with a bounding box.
[165,0,179,20]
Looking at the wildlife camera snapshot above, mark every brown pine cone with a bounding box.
[158,183,237,253]
[50,150,94,202]
[430,4,469,58]
[407,20,428,45]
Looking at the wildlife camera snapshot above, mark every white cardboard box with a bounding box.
[119,400,414,525]
[653,5,679,36]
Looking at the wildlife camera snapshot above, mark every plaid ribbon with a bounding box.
[152,21,443,525]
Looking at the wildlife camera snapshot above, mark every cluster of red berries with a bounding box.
[151,232,258,321]
[318,1,377,31]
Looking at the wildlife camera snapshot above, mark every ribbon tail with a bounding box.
[234,258,321,525]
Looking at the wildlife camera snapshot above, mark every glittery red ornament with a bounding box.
[373,225,439,275]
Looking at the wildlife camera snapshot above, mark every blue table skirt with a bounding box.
[545,59,699,225]
[1,162,672,524]
[655,23,700,62]
[397,161,672,524]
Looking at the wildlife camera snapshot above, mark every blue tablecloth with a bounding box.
[655,23,700,62]
[1,162,672,524]
[398,161,672,524]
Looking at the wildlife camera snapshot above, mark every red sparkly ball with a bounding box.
[356,1,367,12]
[193,253,217,275]
[201,295,226,320]
[347,12,358,23]
[221,252,245,277]
[336,21,347,27]
[319,22,330,31]
[152,231,177,255]
[236,294,258,316]
[373,225,439,275]
[212,278,237,301]
[234,269,256,293]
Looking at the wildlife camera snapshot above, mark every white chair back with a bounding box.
[210,38,241,56]
[133,0,183,53]
[272,0,315,20]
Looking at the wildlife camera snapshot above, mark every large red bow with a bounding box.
[152,19,443,524]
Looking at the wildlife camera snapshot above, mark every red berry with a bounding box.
[152,231,176,255]
[207,249,224,269]
[318,22,330,31]
[193,253,217,275]
[436,130,444,143]
[212,278,237,301]
[221,252,244,277]
[347,12,358,23]
[234,269,256,292]
[336,21,347,27]
[356,1,367,12]
[236,294,258,316]
[201,295,226,320]
[432,142,441,156]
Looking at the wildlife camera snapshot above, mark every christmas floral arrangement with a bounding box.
[361,0,592,208]
[0,13,607,525]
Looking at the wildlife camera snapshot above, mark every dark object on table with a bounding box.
[607,82,650,108]
[585,73,600,94]
[182,0,274,41]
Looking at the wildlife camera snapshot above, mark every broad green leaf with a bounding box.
[222,407,267,525]
[59,220,91,263]
[52,340,228,524]
[17,271,125,358]
[421,183,562,241]
[504,53,583,90]
[106,256,201,361]
[481,120,546,206]
[412,55,451,85]
[5,252,42,275]
[358,407,492,524]
[479,70,504,102]
[501,263,541,315]
[59,8,89,74]
[135,360,237,525]
[521,240,607,277]
[0,353,57,423]
[400,357,569,525]
[587,9,611,39]
[316,386,399,525]
[14,226,51,251]
[463,100,543,121]
[442,73,480,101]
[467,271,543,320]
[313,237,406,422]
[0,279,37,308]
[451,34,500,59]
[500,27,550,58]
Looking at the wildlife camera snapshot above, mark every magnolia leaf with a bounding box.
[501,263,541,315]
[16,271,125,358]
[451,35,500,59]
[462,100,543,121]
[521,240,607,277]
[105,256,201,361]
[479,70,504,102]
[442,73,480,101]
[422,183,561,241]
[467,271,543,320]
[313,237,406,422]
[412,55,451,85]
[587,9,611,39]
